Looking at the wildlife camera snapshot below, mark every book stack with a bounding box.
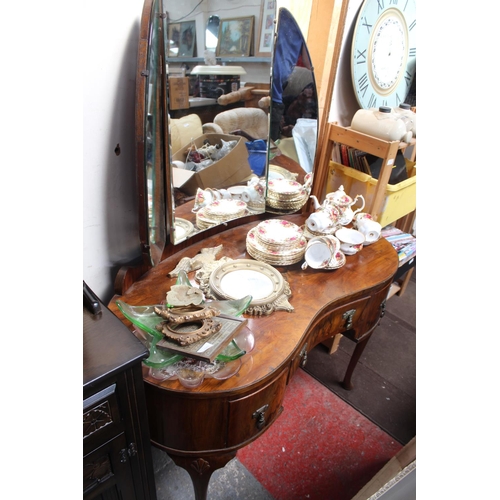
[381,225,416,264]
[333,142,409,185]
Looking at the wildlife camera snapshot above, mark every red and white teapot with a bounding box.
[323,185,365,225]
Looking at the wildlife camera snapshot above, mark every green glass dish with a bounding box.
[116,292,252,367]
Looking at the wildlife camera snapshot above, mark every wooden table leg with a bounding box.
[168,450,237,500]
[342,330,374,391]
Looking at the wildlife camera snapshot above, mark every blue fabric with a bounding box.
[272,8,305,105]
[245,139,267,176]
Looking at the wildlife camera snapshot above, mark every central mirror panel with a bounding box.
[164,0,276,245]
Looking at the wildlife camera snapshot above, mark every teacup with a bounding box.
[192,188,215,211]
[306,205,340,233]
[206,188,222,201]
[301,235,340,270]
[335,228,365,255]
[242,184,265,203]
[218,189,232,200]
[304,172,313,190]
[354,215,381,245]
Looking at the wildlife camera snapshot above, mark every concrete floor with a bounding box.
[152,447,273,500]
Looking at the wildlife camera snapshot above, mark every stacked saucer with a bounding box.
[196,199,247,230]
[301,223,340,240]
[246,219,307,265]
[265,179,309,212]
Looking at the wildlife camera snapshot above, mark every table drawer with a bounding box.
[309,297,371,347]
[83,383,122,454]
[226,368,288,447]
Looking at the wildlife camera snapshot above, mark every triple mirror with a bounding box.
[136,0,318,266]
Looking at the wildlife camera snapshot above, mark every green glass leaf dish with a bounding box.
[115,301,184,368]
[115,293,253,367]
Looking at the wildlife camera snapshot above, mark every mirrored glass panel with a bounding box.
[136,0,168,266]
[135,0,320,264]
[164,1,276,245]
[265,6,318,215]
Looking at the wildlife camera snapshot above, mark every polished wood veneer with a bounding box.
[108,213,398,500]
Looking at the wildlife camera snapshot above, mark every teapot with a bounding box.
[324,185,365,226]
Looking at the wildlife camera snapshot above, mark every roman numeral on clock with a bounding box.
[355,49,367,64]
[358,73,369,97]
[377,0,385,13]
[404,70,413,87]
[361,16,372,34]
[368,94,377,108]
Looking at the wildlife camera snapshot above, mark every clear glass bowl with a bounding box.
[149,357,243,388]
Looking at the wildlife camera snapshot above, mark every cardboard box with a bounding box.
[172,133,252,196]
[168,77,190,110]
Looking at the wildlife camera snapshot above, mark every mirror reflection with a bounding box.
[265,6,318,215]
[270,7,317,174]
[205,15,220,50]
[140,0,319,254]
[164,0,276,245]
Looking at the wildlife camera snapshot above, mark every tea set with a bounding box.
[192,175,266,213]
[300,185,382,271]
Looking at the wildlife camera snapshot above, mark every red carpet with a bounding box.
[237,369,402,500]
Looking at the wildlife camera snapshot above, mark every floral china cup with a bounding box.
[242,182,265,203]
[352,213,382,245]
[305,204,341,233]
[335,228,365,255]
[192,188,215,211]
[301,235,341,270]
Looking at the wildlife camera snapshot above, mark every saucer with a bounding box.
[204,199,247,220]
[255,219,304,248]
[324,251,346,270]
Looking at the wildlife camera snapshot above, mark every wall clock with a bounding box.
[351,0,416,109]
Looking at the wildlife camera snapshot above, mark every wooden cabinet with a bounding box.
[83,294,157,500]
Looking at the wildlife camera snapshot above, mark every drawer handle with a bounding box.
[119,449,128,463]
[127,442,137,457]
[252,404,269,430]
[300,343,308,368]
[380,299,387,318]
[342,309,356,329]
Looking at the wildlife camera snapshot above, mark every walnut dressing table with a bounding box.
[108,213,398,500]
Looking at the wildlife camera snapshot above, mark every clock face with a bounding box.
[351,0,416,109]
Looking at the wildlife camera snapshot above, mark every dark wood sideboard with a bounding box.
[84,292,157,500]
[108,213,399,500]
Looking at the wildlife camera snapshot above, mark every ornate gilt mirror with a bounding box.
[135,0,319,267]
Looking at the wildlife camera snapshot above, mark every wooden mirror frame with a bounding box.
[115,0,349,295]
